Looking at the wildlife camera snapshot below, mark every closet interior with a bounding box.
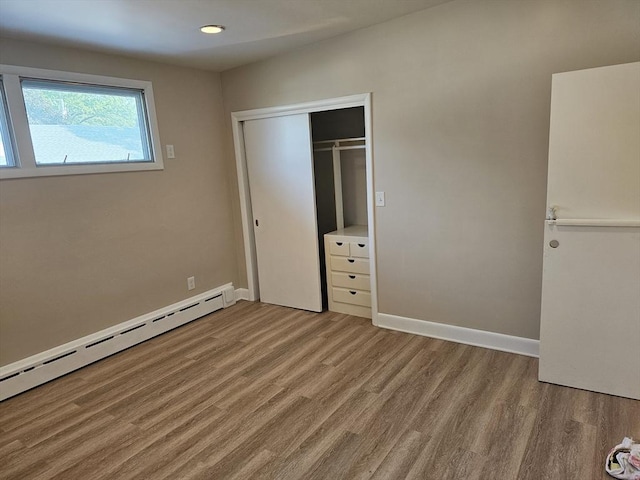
[311,107,372,318]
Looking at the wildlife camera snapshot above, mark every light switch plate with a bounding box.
[375,191,385,207]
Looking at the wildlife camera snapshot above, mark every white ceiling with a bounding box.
[0,0,452,72]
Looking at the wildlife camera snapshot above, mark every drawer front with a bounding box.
[332,287,372,308]
[331,272,370,291]
[349,241,369,258]
[328,240,350,256]
[330,256,369,274]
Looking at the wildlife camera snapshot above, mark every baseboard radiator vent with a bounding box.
[0,283,237,401]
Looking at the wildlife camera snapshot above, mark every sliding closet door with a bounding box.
[243,114,322,312]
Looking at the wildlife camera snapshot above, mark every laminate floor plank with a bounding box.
[226,449,278,480]
[369,429,426,480]
[31,417,139,480]
[240,335,327,382]
[361,335,427,394]
[433,350,518,455]
[267,387,379,480]
[71,355,197,410]
[16,403,103,449]
[0,401,80,444]
[303,430,362,480]
[208,306,294,343]
[0,376,90,428]
[320,324,379,366]
[1,301,637,480]
[2,412,115,478]
[90,396,230,480]
[340,353,449,479]
[139,389,304,480]
[0,438,23,457]
[474,403,538,479]
[236,310,308,349]
[102,352,227,421]
[270,329,355,386]
[178,397,325,480]
[101,403,226,480]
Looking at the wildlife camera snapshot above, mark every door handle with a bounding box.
[255,219,259,227]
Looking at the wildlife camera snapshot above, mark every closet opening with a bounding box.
[232,93,377,323]
[311,107,372,318]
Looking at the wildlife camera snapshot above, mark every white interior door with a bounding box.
[539,62,640,399]
[243,114,322,312]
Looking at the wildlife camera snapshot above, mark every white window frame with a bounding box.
[0,65,164,179]
[0,77,17,168]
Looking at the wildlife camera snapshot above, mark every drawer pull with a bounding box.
[358,243,365,248]
[348,259,355,263]
[348,275,356,279]
[336,242,343,246]
[350,291,357,295]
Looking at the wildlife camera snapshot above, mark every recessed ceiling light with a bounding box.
[200,25,225,34]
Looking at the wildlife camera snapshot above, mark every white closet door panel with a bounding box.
[546,62,640,219]
[540,62,640,399]
[244,114,322,312]
[539,224,640,400]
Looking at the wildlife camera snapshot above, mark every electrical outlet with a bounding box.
[166,144,175,159]
[187,276,195,290]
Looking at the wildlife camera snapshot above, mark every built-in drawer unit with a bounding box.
[328,240,351,256]
[350,241,369,258]
[324,225,372,319]
[330,257,369,275]
[331,272,370,291]
[332,288,371,308]
[327,239,369,258]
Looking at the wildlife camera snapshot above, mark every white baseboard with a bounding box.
[377,312,539,358]
[0,283,236,401]
[235,288,250,301]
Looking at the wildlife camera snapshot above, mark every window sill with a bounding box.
[0,161,164,180]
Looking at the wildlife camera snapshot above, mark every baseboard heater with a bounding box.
[0,283,237,401]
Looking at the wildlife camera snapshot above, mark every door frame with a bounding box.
[231,93,379,324]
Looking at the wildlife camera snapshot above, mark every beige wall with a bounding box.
[340,149,368,227]
[0,38,238,365]
[221,0,640,339]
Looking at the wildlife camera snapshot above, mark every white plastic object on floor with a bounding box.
[606,438,640,480]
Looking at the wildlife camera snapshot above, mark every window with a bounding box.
[22,80,152,166]
[0,65,163,179]
[0,78,16,168]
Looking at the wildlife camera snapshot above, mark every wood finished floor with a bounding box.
[1,301,638,480]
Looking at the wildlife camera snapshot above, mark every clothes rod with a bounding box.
[547,219,640,227]
[313,145,366,152]
[313,137,365,144]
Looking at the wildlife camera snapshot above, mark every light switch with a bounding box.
[375,191,386,207]
[166,144,175,159]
